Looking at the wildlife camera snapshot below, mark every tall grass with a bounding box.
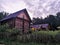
[17,30,60,43]
[0,24,60,45]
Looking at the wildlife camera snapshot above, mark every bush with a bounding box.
[0,24,9,39]
[6,28,19,41]
[0,24,9,32]
[0,24,20,41]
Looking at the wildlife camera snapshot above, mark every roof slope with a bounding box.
[0,9,31,22]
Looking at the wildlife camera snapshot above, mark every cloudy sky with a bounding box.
[0,0,60,19]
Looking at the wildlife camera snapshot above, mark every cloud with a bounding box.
[0,0,60,19]
[0,0,27,13]
[23,0,60,18]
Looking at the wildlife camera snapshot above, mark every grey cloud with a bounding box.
[0,0,60,18]
[23,0,60,18]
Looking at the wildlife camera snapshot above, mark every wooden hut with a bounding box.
[0,9,31,33]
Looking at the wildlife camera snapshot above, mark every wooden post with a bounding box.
[22,15,24,33]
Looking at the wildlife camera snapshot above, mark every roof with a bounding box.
[31,24,49,28]
[0,8,31,22]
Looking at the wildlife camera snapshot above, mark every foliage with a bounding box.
[0,24,9,32]
[0,24,19,41]
[32,12,60,30]
[17,30,60,43]
[1,24,60,45]
[0,12,8,20]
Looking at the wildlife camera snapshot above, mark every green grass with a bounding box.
[34,30,59,35]
[0,39,60,45]
[0,40,45,45]
[0,37,60,45]
[0,41,60,45]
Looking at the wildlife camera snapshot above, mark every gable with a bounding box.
[0,9,31,22]
[17,11,30,21]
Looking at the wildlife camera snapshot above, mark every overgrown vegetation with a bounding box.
[0,12,8,20]
[0,24,19,42]
[17,30,60,43]
[0,24,60,45]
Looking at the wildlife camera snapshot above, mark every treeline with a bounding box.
[0,11,9,20]
[32,12,60,30]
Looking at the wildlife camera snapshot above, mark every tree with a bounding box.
[32,12,60,30]
[32,17,43,25]
[44,15,58,30]
[56,12,60,26]
[0,11,8,20]
[56,12,60,18]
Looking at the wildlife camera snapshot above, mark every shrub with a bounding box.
[5,28,20,41]
[0,24,9,39]
[0,24,9,32]
[0,24,20,41]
